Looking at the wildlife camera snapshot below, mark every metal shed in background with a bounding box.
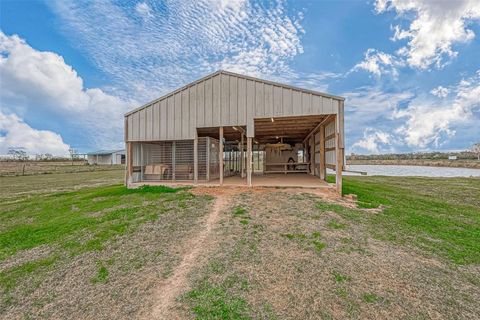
[125,70,345,193]
[87,149,125,165]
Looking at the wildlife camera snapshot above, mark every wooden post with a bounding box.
[247,137,252,187]
[310,135,314,175]
[335,116,342,195]
[171,143,175,180]
[206,137,210,182]
[319,125,326,181]
[126,142,133,186]
[256,143,260,173]
[194,134,198,184]
[240,133,245,178]
[140,143,143,181]
[219,127,224,186]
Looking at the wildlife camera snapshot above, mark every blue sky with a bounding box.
[1,0,479,155]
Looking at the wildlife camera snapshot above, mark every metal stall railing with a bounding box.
[135,137,224,183]
[139,141,194,181]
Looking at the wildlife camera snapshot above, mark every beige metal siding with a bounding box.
[221,74,229,124]
[212,74,221,125]
[181,89,189,139]
[229,75,238,124]
[204,78,213,127]
[246,79,255,135]
[237,77,246,125]
[255,81,264,117]
[174,92,182,138]
[167,96,175,140]
[160,99,167,139]
[264,84,273,116]
[125,71,344,142]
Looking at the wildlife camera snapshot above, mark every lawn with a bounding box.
[0,170,213,318]
[1,171,479,319]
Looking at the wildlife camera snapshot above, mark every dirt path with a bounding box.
[145,186,339,319]
[147,191,231,319]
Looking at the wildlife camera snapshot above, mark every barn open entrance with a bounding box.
[252,115,334,187]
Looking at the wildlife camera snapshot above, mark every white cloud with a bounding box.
[208,0,246,12]
[0,111,70,156]
[352,48,400,77]
[394,71,480,147]
[343,87,414,153]
[375,0,480,69]
[48,0,320,102]
[344,87,414,124]
[0,31,133,150]
[430,86,450,98]
[135,2,153,20]
[352,128,393,154]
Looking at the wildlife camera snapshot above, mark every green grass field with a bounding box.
[1,171,479,319]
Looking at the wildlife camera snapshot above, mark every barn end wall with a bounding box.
[125,71,344,142]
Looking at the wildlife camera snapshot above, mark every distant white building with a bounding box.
[87,150,125,165]
[448,155,457,160]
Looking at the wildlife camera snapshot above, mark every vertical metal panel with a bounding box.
[212,74,221,126]
[264,84,273,116]
[128,115,133,141]
[153,102,160,140]
[229,76,237,124]
[181,89,189,139]
[322,96,332,114]
[246,80,255,136]
[196,82,205,126]
[139,109,146,140]
[302,92,311,114]
[293,90,301,115]
[221,74,230,124]
[204,78,212,127]
[175,92,182,138]
[167,96,175,140]
[332,99,339,114]
[282,88,292,115]
[255,81,264,117]
[237,77,246,125]
[312,95,321,114]
[160,99,167,140]
[273,86,282,116]
[189,85,197,138]
[146,106,153,140]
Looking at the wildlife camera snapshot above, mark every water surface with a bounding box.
[342,165,480,177]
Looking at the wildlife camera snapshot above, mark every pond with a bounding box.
[341,165,480,177]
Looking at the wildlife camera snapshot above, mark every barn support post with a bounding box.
[194,134,198,184]
[140,144,144,181]
[319,124,326,181]
[335,115,343,195]
[247,137,252,187]
[309,135,315,175]
[219,127,224,186]
[126,142,133,186]
[240,133,245,178]
[206,137,210,182]
[172,141,176,181]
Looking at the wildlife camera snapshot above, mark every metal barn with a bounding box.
[125,70,345,193]
[87,149,125,165]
